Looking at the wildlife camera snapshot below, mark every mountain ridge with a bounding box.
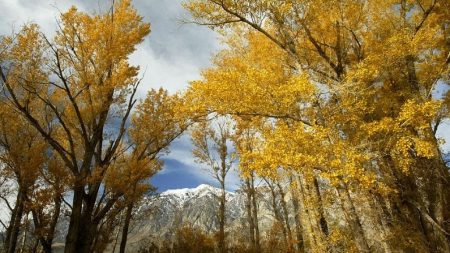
[121,183,275,252]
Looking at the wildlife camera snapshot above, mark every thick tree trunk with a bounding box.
[119,203,134,253]
[65,182,110,253]
[277,181,294,252]
[371,193,392,253]
[78,219,98,253]
[64,186,85,253]
[297,175,328,253]
[266,178,288,247]
[312,178,329,237]
[5,187,25,253]
[41,242,52,253]
[297,175,316,252]
[31,237,39,253]
[289,177,304,253]
[19,214,28,253]
[384,152,450,252]
[336,185,371,252]
[427,158,450,252]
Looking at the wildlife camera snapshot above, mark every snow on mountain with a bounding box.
[159,184,235,206]
[120,184,275,252]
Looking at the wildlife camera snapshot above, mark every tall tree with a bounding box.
[0,102,47,253]
[191,119,235,253]
[184,0,450,251]
[233,123,261,253]
[116,88,189,253]
[0,1,188,252]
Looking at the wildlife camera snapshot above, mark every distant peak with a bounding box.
[196,184,215,190]
[160,184,234,199]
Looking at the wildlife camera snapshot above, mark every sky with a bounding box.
[0,0,242,192]
[1,0,449,192]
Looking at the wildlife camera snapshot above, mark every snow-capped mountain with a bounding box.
[122,184,275,251]
[160,184,234,205]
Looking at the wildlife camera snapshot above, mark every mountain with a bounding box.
[119,184,276,252]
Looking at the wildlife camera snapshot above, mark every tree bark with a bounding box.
[312,177,329,236]
[277,181,294,252]
[64,186,85,253]
[289,175,304,253]
[5,187,25,253]
[297,175,328,253]
[336,185,371,252]
[218,180,226,253]
[250,174,261,253]
[265,178,288,247]
[19,213,28,253]
[119,203,134,253]
[245,178,256,252]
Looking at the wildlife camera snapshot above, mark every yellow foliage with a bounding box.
[184,0,450,196]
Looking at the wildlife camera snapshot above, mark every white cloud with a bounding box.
[437,120,450,153]
[130,42,208,96]
[0,0,90,35]
[0,0,223,190]
[0,0,221,95]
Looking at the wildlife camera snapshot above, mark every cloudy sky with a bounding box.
[1,0,449,192]
[0,0,242,192]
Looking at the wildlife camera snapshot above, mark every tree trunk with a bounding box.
[65,182,108,253]
[19,213,28,253]
[41,242,52,253]
[289,176,304,253]
[5,187,25,253]
[312,177,329,236]
[31,237,39,253]
[112,213,124,253]
[336,185,371,252]
[425,157,450,252]
[371,193,392,253]
[277,181,294,252]
[33,193,62,253]
[245,178,256,252]
[250,175,261,253]
[297,175,328,253]
[64,186,85,253]
[218,181,226,253]
[119,203,134,253]
[78,219,98,253]
[265,178,288,247]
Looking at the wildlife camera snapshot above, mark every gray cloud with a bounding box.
[0,0,230,190]
[0,0,221,94]
[130,0,223,94]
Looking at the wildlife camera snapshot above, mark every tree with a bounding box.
[184,0,450,251]
[173,223,215,253]
[28,155,67,253]
[191,119,235,253]
[262,175,294,253]
[0,1,189,252]
[233,122,261,253]
[116,88,190,253]
[0,102,48,253]
[0,101,67,253]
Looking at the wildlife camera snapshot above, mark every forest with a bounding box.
[0,0,449,252]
